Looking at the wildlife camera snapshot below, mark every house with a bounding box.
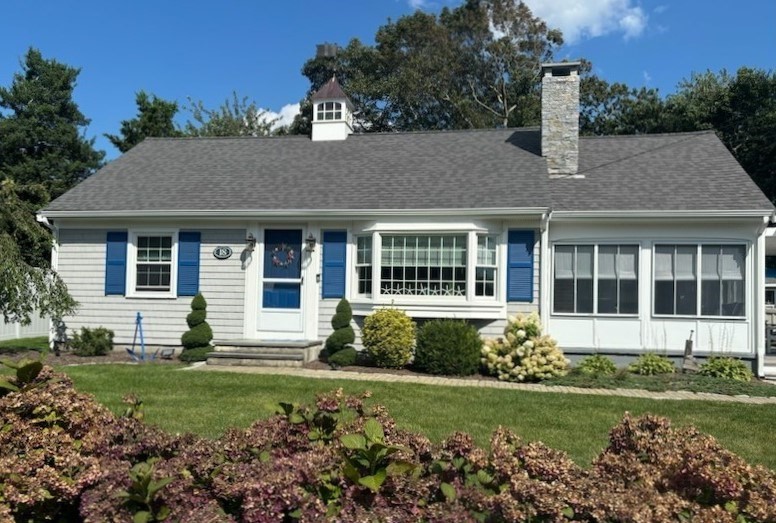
[39,62,776,376]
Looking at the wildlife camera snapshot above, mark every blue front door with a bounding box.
[258,229,305,337]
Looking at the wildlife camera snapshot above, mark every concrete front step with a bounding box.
[208,339,322,367]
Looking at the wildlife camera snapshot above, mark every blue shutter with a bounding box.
[177,231,201,296]
[322,230,347,298]
[105,231,128,295]
[507,230,534,302]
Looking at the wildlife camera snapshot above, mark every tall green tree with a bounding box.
[0,178,77,324]
[580,75,667,135]
[0,48,104,199]
[183,92,276,137]
[289,0,562,134]
[105,90,180,152]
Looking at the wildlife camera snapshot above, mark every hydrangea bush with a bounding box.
[481,312,570,381]
[2,365,775,522]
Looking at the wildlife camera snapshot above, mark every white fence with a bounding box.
[0,315,50,341]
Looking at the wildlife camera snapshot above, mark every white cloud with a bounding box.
[520,0,648,43]
[407,0,430,9]
[262,103,300,130]
[642,70,652,84]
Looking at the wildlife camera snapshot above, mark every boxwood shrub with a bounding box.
[414,319,481,375]
[70,327,114,356]
[362,308,415,368]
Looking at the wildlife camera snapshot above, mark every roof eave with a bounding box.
[551,209,775,220]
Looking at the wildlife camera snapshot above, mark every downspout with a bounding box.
[756,214,772,378]
[540,210,552,323]
[36,214,58,351]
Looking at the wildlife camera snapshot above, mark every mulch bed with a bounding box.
[3,348,181,367]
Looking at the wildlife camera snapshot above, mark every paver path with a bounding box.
[187,364,776,405]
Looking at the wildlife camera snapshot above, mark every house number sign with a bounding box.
[213,246,233,260]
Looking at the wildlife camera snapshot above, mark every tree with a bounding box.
[580,75,667,135]
[0,178,77,324]
[183,92,276,137]
[105,91,180,153]
[0,48,104,199]
[289,0,563,134]
[664,68,776,201]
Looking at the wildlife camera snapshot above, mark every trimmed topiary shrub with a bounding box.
[362,308,415,368]
[70,327,114,356]
[414,319,481,376]
[577,354,618,376]
[180,294,213,362]
[181,293,213,350]
[481,313,569,382]
[328,346,357,368]
[699,356,753,382]
[324,298,355,357]
[628,353,676,375]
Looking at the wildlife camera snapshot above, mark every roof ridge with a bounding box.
[580,129,715,140]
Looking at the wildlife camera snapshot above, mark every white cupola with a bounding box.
[311,76,354,142]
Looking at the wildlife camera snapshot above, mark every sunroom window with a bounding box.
[553,244,639,315]
[380,234,467,297]
[654,244,745,317]
[135,235,173,292]
[316,101,342,121]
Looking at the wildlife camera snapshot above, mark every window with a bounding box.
[476,235,498,297]
[380,235,467,297]
[316,101,342,121]
[654,244,745,317]
[356,236,372,295]
[135,235,173,292]
[554,245,593,313]
[598,245,639,314]
[767,288,776,307]
[553,244,639,315]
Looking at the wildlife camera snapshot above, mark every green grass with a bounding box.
[548,369,776,397]
[62,365,776,470]
[0,336,49,353]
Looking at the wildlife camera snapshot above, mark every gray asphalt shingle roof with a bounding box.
[45,128,773,214]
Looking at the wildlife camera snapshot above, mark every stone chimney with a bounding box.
[541,61,581,177]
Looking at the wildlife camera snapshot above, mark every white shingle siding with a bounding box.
[58,228,246,346]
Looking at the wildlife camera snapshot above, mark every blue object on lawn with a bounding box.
[127,312,154,362]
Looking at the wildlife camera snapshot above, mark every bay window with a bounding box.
[355,236,373,296]
[380,235,467,297]
[654,244,745,317]
[475,235,498,297]
[553,244,639,315]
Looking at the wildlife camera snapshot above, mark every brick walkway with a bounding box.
[188,364,776,405]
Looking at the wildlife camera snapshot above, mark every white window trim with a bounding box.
[348,228,505,313]
[651,241,748,320]
[316,101,343,121]
[126,230,179,299]
[551,242,641,318]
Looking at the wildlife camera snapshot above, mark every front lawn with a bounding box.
[0,336,49,353]
[63,364,776,470]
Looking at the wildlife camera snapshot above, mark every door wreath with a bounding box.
[271,243,295,268]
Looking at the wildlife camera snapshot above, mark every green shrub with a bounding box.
[414,319,481,376]
[481,313,569,381]
[628,353,676,375]
[70,327,114,356]
[577,354,618,376]
[181,293,213,351]
[177,346,213,363]
[324,298,355,356]
[699,356,753,382]
[362,308,415,368]
[328,347,357,368]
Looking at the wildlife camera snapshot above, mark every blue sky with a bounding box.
[2,0,774,160]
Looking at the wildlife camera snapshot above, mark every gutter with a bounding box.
[550,209,775,220]
[36,214,53,230]
[38,207,551,220]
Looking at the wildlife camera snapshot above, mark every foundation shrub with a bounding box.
[414,319,481,376]
[70,326,114,356]
[628,353,676,375]
[577,354,618,376]
[362,308,415,368]
[481,313,569,382]
[324,298,356,358]
[181,293,213,353]
[699,356,753,382]
[328,346,357,368]
[2,371,775,522]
